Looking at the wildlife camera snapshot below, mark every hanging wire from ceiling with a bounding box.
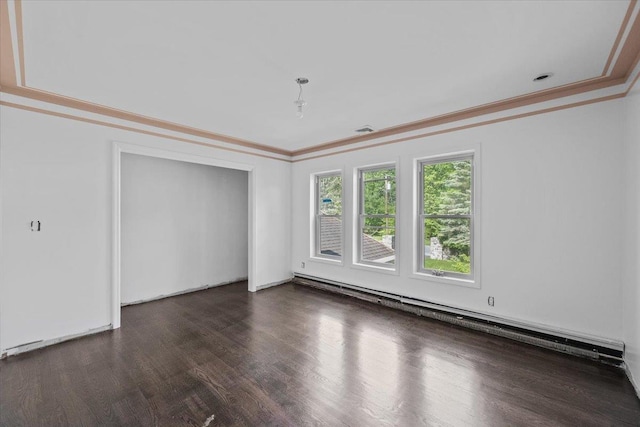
[294,77,309,119]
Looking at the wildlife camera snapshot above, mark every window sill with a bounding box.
[309,256,344,266]
[410,271,480,289]
[351,262,399,276]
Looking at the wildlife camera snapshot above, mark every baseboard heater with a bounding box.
[293,274,624,366]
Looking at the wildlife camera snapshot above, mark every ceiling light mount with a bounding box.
[294,77,309,119]
[533,73,553,82]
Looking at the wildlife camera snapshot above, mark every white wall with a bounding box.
[0,91,635,367]
[623,86,640,391]
[291,99,625,341]
[121,153,248,304]
[0,103,291,354]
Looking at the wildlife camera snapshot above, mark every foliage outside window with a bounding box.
[420,155,473,278]
[358,166,396,267]
[315,173,343,259]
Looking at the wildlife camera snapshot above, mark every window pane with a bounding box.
[360,166,396,266]
[319,216,342,257]
[363,168,396,215]
[319,175,342,215]
[363,216,396,229]
[423,218,471,274]
[363,168,396,182]
[423,159,471,215]
[361,225,395,264]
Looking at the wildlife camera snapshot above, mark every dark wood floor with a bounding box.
[1,282,639,426]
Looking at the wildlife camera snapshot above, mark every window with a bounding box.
[357,165,396,267]
[419,155,474,279]
[315,173,343,260]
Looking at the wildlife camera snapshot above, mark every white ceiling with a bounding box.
[22,1,630,152]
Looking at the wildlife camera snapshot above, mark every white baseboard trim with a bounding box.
[625,362,640,399]
[2,324,112,358]
[256,277,293,291]
[121,277,249,306]
[294,273,624,361]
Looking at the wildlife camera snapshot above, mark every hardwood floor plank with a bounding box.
[1,281,639,426]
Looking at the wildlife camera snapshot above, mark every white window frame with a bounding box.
[313,171,344,262]
[416,151,479,287]
[355,163,398,271]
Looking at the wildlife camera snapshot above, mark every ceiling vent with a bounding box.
[355,125,375,133]
[533,73,553,82]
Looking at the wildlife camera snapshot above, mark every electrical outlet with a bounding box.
[488,296,495,307]
[301,262,305,269]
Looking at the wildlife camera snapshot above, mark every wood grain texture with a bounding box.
[1,282,639,426]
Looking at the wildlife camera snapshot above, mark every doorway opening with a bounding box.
[112,142,255,328]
